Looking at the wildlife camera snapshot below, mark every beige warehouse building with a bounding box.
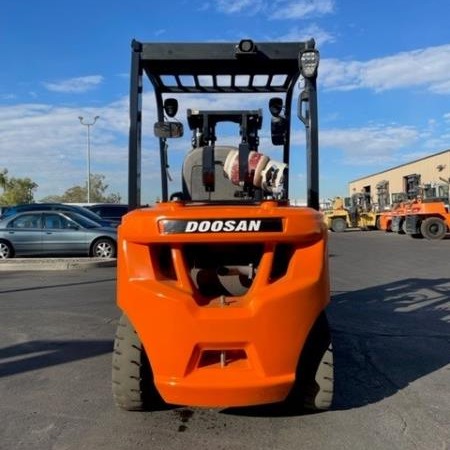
[348,149,450,205]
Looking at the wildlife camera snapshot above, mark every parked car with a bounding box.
[84,203,130,224]
[0,210,117,259]
[0,203,117,228]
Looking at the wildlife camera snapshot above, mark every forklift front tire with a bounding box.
[331,218,346,233]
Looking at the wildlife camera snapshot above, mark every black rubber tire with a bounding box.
[0,240,14,259]
[286,312,334,411]
[409,233,423,239]
[331,218,347,233]
[375,217,381,230]
[91,238,116,258]
[420,217,447,240]
[112,313,161,411]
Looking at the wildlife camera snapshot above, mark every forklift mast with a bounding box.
[127,39,320,209]
[376,180,389,210]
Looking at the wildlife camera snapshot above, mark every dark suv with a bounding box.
[85,204,130,224]
[0,203,117,228]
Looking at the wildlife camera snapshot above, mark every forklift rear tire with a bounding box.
[287,312,334,411]
[112,313,161,411]
[420,217,447,240]
[331,218,346,233]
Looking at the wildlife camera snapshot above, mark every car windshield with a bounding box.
[64,211,105,229]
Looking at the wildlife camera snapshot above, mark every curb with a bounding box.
[0,258,117,271]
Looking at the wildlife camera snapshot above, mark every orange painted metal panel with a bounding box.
[117,201,329,407]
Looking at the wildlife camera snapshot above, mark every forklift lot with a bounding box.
[0,232,449,450]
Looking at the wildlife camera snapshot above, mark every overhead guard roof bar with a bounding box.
[138,41,306,94]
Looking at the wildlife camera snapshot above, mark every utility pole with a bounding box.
[78,115,100,203]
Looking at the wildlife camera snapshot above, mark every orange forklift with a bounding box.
[404,183,450,239]
[112,39,333,411]
[404,200,450,239]
[390,174,421,233]
[379,192,408,232]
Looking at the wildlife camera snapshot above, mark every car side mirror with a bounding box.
[154,121,184,138]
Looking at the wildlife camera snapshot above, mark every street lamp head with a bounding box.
[79,115,100,126]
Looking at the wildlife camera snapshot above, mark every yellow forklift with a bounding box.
[323,192,377,232]
[322,196,351,232]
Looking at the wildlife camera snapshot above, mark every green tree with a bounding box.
[0,169,7,190]
[0,169,38,205]
[40,173,121,203]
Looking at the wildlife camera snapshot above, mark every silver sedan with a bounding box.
[0,210,117,259]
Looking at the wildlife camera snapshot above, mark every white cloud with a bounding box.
[216,0,265,14]
[276,24,336,46]
[320,125,419,165]
[320,44,450,94]
[272,0,335,20]
[1,93,17,100]
[213,0,335,18]
[431,79,450,94]
[43,75,104,93]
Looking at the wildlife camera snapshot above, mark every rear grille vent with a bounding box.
[147,242,295,300]
[150,244,177,280]
[270,244,294,281]
[184,243,264,297]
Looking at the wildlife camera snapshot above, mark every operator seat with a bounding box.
[182,145,242,201]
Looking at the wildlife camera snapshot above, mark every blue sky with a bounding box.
[1,0,450,204]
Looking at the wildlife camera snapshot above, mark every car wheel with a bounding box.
[0,240,14,259]
[91,238,116,258]
[286,312,334,411]
[112,313,162,411]
[420,217,447,240]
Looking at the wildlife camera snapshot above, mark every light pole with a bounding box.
[78,115,100,203]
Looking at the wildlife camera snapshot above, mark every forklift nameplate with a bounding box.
[161,218,283,234]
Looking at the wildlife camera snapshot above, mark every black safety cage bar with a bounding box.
[128,39,319,209]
